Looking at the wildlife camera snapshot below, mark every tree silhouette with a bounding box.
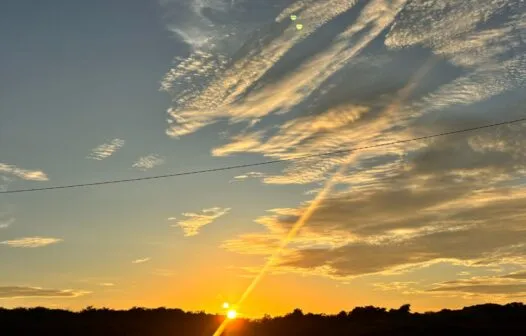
[0,302,525,335]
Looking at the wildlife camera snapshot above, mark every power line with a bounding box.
[2,116,526,195]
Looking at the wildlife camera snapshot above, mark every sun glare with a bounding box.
[227,309,237,320]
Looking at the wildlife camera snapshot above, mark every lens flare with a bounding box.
[222,302,230,309]
[227,309,237,319]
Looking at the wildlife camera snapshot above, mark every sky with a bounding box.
[1,0,526,318]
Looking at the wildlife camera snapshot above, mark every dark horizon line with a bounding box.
[1,301,524,318]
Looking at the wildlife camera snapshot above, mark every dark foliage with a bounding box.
[1,302,525,335]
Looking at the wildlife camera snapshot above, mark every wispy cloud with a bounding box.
[429,274,526,296]
[0,163,48,181]
[161,0,526,290]
[174,207,230,237]
[0,286,89,299]
[373,282,421,295]
[87,138,125,160]
[230,171,265,182]
[132,257,151,264]
[501,271,526,280]
[162,0,365,137]
[0,176,11,192]
[98,282,115,287]
[221,121,526,278]
[0,217,15,229]
[132,154,165,171]
[1,237,62,248]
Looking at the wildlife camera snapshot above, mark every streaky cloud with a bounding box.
[1,237,62,248]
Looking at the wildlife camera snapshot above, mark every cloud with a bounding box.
[0,176,12,191]
[0,163,48,181]
[0,286,89,299]
[429,275,526,296]
[87,139,125,160]
[161,0,525,187]
[229,171,265,182]
[160,0,526,287]
[132,257,151,264]
[369,273,526,298]
[174,207,230,236]
[221,123,526,278]
[501,271,526,280]
[373,282,421,295]
[132,154,166,171]
[0,217,15,229]
[162,0,372,138]
[98,282,115,287]
[221,233,281,255]
[1,237,62,248]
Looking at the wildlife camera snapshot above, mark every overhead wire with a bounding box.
[1,116,526,195]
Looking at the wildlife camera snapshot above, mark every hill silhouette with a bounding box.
[1,302,525,335]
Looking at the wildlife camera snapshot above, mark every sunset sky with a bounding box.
[1,0,525,318]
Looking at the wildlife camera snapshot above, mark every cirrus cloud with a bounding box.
[0,286,89,299]
[161,0,526,294]
[1,237,62,248]
[87,138,125,160]
[174,207,231,237]
[132,154,166,171]
[0,163,48,181]
[132,257,151,264]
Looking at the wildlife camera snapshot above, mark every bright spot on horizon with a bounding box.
[222,302,230,309]
[227,309,237,319]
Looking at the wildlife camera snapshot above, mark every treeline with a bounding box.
[1,302,525,335]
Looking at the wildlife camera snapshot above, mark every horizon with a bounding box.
[2,301,524,319]
[1,0,525,319]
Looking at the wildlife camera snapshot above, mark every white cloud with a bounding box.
[1,237,62,248]
[132,154,166,171]
[174,207,230,236]
[87,138,125,160]
[0,163,48,181]
[0,286,89,299]
[132,257,151,264]
[230,171,265,182]
[98,282,115,287]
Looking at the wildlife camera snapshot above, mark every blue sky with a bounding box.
[1,0,526,316]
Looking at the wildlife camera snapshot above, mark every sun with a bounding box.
[227,309,237,320]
